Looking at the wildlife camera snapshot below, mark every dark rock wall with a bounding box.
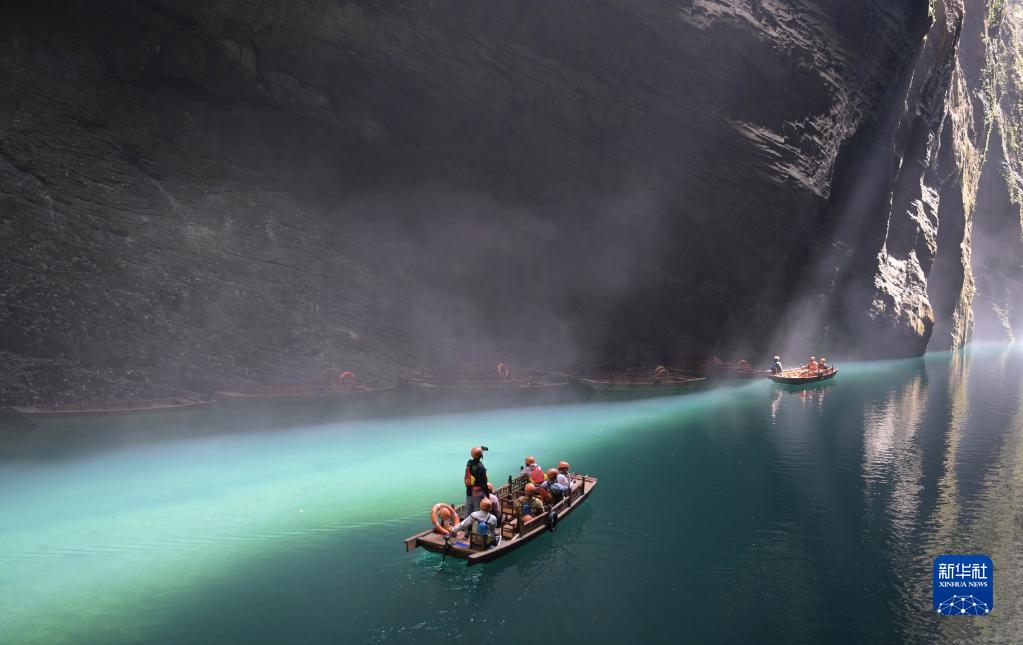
[0,0,1018,404]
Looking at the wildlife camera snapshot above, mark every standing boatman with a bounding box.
[464,446,488,518]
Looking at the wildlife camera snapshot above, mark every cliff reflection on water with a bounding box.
[1,347,1022,643]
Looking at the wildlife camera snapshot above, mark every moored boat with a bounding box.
[11,396,212,428]
[402,364,573,407]
[672,360,769,380]
[214,376,396,423]
[578,366,705,398]
[404,471,597,566]
[214,383,392,405]
[768,367,838,385]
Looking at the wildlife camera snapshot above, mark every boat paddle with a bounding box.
[441,533,452,566]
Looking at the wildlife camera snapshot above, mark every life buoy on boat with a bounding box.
[653,365,668,379]
[431,502,459,535]
[338,371,355,391]
[496,363,511,377]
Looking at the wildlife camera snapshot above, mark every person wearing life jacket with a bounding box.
[464,447,489,519]
[432,504,457,535]
[541,467,569,503]
[451,497,499,549]
[521,455,545,485]
[514,483,545,522]
[806,356,818,374]
[486,482,502,526]
[770,356,783,375]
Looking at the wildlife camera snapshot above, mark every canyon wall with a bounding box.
[815,0,1023,356]
[0,0,1019,404]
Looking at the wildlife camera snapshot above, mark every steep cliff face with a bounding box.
[0,0,1018,404]
[817,0,1023,356]
[971,0,1023,342]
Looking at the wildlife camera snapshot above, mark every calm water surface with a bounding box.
[2,347,1022,643]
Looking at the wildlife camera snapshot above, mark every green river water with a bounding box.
[1,346,1022,643]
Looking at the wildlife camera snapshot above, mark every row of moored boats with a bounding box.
[9,359,836,428]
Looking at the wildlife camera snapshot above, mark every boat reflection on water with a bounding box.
[769,384,832,421]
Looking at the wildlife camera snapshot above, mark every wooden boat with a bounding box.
[214,381,396,423]
[672,360,770,380]
[214,383,392,405]
[404,472,597,566]
[11,396,212,428]
[402,366,573,407]
[768,367,838,385]
[578,367,705,398]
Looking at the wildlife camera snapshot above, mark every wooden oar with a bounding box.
[441,534,452,566]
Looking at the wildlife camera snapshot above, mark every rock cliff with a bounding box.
[0,0,1020,404]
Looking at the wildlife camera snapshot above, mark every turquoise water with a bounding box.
[2,347,1022,643]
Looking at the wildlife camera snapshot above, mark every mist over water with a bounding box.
[2,346,1022,643]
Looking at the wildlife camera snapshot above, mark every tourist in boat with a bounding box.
[556,461,572,488]
[433,505,456,535]
[514,483,545,522]
[806,356,818,374]
[451,497,499,549]
[521,455,545,484]
[541,468,569,502]
[770,356,783,375]
[486,482,502,525]
[464,447,489,518]
[819,357,828,373]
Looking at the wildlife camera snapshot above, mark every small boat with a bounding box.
[578,366,705,398]
[768,367,839,385]
[672,360,770,380]
[402,365,573,408]
[214,383,392,405]
[404,472,597,566]
[11,396,212,428]
[214,378,396,423]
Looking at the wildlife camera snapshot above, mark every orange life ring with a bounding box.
[337,371,355,390]
[431,502,459,535]
[496,363,510,377]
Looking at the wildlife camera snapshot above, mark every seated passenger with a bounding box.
[807,356,818,373]
[514,483,545,522]
[541,467,570,502]
[451,497,499,549]
[770,356,783,375]
[819,357,829,373]
[521,455,545,484]
[556,461,573,491]
[486,482,502,525]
